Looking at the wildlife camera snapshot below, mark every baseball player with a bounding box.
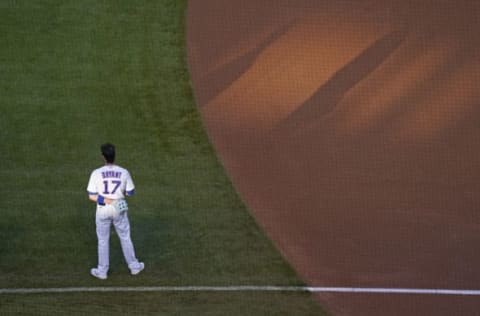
[87,143,144,279]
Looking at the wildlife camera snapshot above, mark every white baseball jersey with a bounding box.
[87,164,135,200]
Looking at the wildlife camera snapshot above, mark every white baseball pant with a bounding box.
[95,206,140,273]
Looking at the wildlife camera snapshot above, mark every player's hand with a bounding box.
[104,198,114,204]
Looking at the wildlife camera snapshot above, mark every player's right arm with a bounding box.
[125,170,135,197]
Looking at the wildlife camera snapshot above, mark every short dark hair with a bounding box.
[101,143,115,163]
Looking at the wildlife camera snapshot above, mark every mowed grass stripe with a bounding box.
[0,1,326,315]
[0,291,322,316]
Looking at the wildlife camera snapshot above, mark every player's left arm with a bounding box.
[87,171,113,205]
[88,193,113,205]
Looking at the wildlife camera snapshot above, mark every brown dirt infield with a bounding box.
[186,1,480,315]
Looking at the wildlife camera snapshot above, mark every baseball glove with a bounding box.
[112,199,129,213]
[98,199,129,219]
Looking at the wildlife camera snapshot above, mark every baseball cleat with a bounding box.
[130,262,144,275]
[90,268,108,280]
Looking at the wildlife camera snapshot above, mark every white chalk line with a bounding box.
[1,286,480,296]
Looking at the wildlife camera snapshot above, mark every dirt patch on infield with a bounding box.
[186,1,480,315]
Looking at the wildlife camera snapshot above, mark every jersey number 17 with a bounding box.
[103,180,121,194]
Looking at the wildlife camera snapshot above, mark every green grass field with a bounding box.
[0,1,326,315]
